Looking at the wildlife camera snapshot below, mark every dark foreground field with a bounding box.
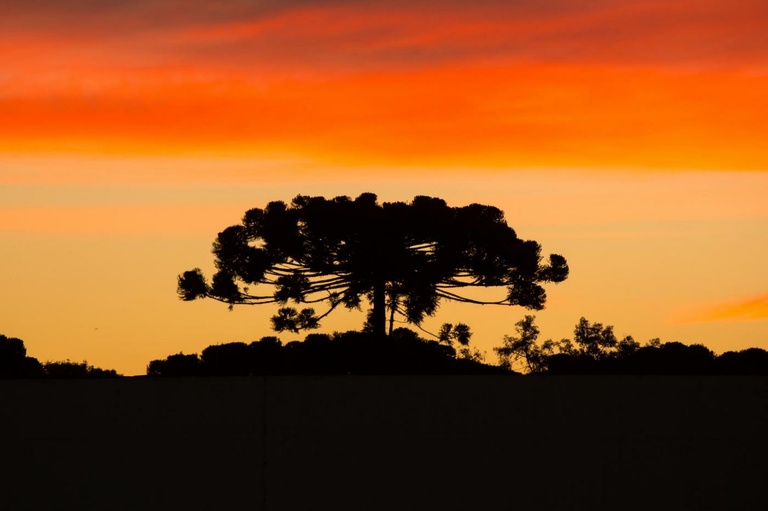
[1,376,766,510]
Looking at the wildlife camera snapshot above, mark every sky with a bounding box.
[1,0,767,375]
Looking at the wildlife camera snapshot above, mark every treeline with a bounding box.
[496,316,768,375]
[4,319,768,378]
[147,328,505,376]
[147,317,768,377]
[0,334,120,378]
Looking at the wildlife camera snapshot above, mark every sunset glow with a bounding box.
[686,294,768,323]
[1,0,766,374]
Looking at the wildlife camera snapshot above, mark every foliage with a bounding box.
[147,353,202,377]
[43,360,120,378]
[178,193,568,336]
[1,334,120,378]
[438,323,485,362]
[713,348,768,374]
[146,329,507,376]
[572,317,618,358]
[0,334,44,378]
[438,323,472,346]
[494,317,768,374]
[494,315,550,373]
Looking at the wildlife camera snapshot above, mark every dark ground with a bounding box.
[1,376,766,510]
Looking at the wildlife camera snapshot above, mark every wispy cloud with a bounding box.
[3,63,766,168]
[680,294,768,324]
[1,1,767,167]
[0,204,250,234]
[4,1,766,73]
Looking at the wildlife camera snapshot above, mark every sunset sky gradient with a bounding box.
[1,0,766,374]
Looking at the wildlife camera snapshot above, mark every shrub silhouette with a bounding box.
[1,334,120,378]
[615,342,715,374]
[147,353,202,377]
[147,330,509,376]
[713,348,768,375]
[201,342,254,376]
[43,360,120,378]
[0,334,44,378]
[496,317,767,374]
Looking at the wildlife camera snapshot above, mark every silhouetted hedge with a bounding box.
[496,316,768,375]
[712,348,768,375]
[43,360,120,378]
[0,334,121,378]
[147,329,510,377]
[546,344,768,375]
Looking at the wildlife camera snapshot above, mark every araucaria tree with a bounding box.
[178,193,568,337]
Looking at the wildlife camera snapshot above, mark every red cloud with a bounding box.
[2,0,767,168]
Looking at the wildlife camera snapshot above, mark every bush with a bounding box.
[146,330,509,376]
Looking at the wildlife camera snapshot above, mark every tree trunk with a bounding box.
[388,303,396,337]
[372,280,387,337]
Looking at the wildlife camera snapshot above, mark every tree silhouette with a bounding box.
[147,353,202,377]
[714,348,768,374]
[493,316,731,374]
[572,317,618,359]
[43,360,119,378]
[178,193,568,336]
[0,334,44,378]
[146,330,508,376]
[617,342,716,374]
[494,315,548,373]
[1,334,119,378]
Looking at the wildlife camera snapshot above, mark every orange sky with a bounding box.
[1,0,766,374]
[3,0,767,167]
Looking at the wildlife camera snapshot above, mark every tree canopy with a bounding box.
[178,193,568,336]
[494,316,768,375]
[147,329,507,376]
[0,334,120,379]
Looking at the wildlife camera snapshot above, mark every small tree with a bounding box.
[494,315,551,373]
[573,317,617,359]
[495,316,645,373]
[615,335,641,358]
[178,193,568,336]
